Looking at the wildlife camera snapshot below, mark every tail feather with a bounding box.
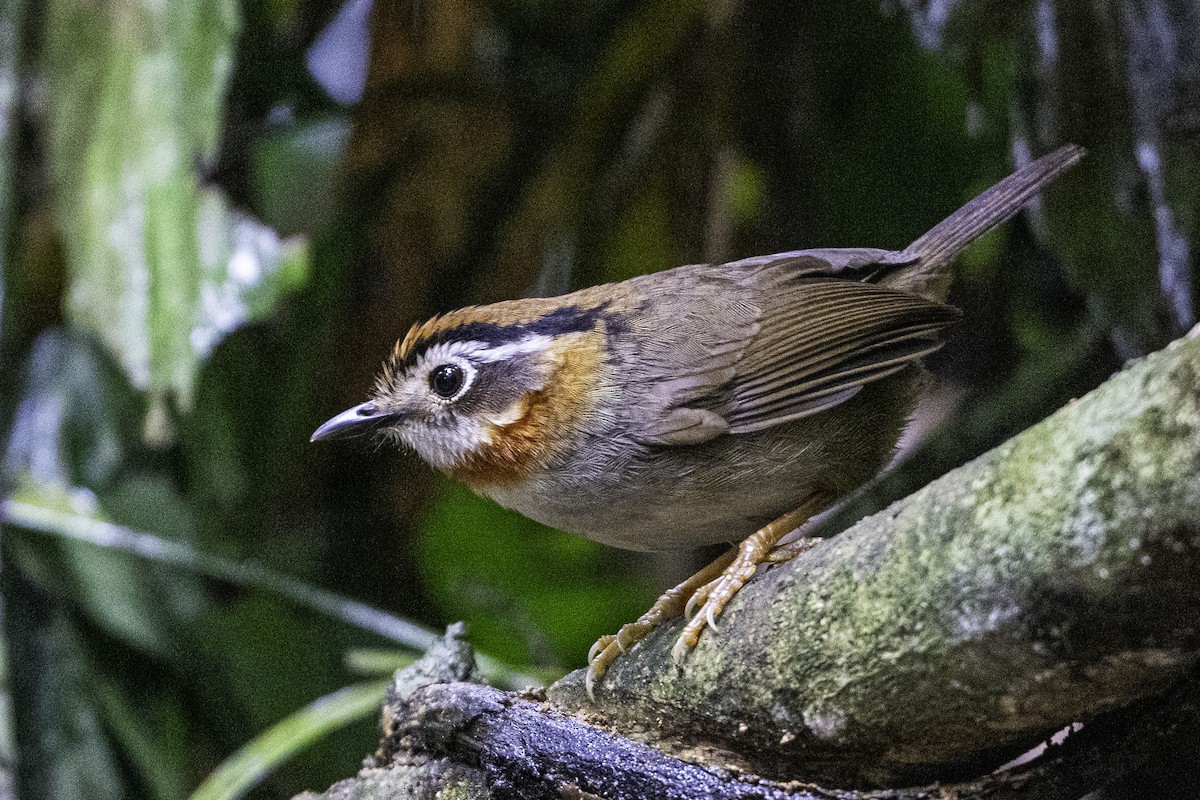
[887,144,1085,300]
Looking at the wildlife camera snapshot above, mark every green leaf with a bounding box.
[2,494,436,652]
[344,649,419,676]
[4,330,183,655]
[188,680,389,800]
[4,329,212,796]
[42,0,309,418]
[0,495,540,687]
[6,476,184,656]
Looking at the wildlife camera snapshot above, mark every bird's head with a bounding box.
[311,301,613,487]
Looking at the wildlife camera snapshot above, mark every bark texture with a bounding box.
[300,328,1200,798]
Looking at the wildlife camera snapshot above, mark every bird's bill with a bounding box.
[310,401,395,442]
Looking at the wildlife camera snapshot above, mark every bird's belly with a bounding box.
[477,429,854,551]
[473,377,917,551]
[484,476,800,550]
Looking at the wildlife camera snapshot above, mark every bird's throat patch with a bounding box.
[446,329,607,487]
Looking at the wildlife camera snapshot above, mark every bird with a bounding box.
[312,144,1084,697]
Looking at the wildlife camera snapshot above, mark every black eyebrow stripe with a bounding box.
[399,303,613,368]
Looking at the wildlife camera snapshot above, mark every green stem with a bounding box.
[0,499,540,689]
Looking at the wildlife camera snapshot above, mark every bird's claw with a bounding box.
[586,620,657,700]
[587,634,614,664]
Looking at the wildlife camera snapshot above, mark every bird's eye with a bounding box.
[429,364,465,399]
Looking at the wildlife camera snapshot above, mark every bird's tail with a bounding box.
[885,144,1085,300]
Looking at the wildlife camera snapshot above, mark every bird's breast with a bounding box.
[445,328,610,488]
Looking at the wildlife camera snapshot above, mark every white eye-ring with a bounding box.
[425,357,476,402]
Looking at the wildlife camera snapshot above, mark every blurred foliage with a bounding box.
[0,0,1195,798]
[904,0,1200,355]
[189,679,391,800]
[43,0,253,425]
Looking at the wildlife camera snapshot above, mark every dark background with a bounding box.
[0,0,1196,797]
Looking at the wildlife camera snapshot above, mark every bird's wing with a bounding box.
[627,254,957,444]
[719,247,901,274]
[724,268,959,434]
[621,265,759,446]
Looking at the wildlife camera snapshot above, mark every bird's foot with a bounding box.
[585,548,736,699]
[586,496,828,698]
[672,507,826,664]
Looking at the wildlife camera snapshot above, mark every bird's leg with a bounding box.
[679,531,824,628]
[586,494,833,697]
[671,494,831,665]
[586,547,737,698]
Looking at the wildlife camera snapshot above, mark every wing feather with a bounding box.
[723,274,959,434]
[625,253,958,445]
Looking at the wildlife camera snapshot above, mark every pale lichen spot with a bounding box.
[953,599,1019,642]
[803,706,847,741]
